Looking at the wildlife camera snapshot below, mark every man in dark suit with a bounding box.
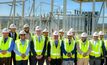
[9,23,19,65]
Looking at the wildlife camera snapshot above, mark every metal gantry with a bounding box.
[0,0,107,34]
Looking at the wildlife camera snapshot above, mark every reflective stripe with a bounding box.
[51,53,60,56]
[36,50,42,52]
[91,51,101,54]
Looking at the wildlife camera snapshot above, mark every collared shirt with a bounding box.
[94,40,97,45]
[38,36,41,42]
[69,39,71,45]
[55,40,58,47]
[4,38,8,43]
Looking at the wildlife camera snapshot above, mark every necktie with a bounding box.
[4,38,7,43]
[38,37,40,42]
[55,41,58,47]
[69,40,71,45]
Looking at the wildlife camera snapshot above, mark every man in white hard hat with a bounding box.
[47,31,62,65]
[42,28,49,37]
[14,30,30,65]
[59,29,64,41]
[62,31,76,65]
[98,31,106,65]
[30,26,46,65]
[9,23,19,65]
[9,23,19,40]
[0,28,15,65]
[89,32,104,65]
[69,28,78,65]
[99,31,104,40]
[77,32,91,65]
[42,28,50,65]
[69,28,75,36]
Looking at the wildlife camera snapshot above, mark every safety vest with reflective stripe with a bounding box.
[63,38,75,59]
[50,40,61,59]
[0,37,13,58]
[90,40,102,57]
[15,39,29,61]
[33,35,45,55]
[77,40,90,59]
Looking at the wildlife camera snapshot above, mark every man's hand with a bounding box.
[36,55,43,59]
[39,55,43,59]
[1,50,7,55]
[67,53,72,57]
[48,57,51,62]
[21,54,26,58]
[83,53,87,57]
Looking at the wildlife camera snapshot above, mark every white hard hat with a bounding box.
[98,31,104,35]
[23,24,29,28]
[2,28,9,33]
[53,31,58,36]
[59,29,64,33]
[69,28,75,32]
[67,31,73,36]
[42,28,48,33]
[19,30,26,35]
[93,32,98,36]
[35,26,41,31]
[9,24,16,29]
[81,32,88,37]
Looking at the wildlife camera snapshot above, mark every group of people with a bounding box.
[0,23,107,65]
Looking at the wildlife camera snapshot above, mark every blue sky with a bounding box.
[0,0,106,16]
[0,0,107,23]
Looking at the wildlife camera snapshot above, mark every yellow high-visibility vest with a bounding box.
[33,35,45,55]
[63,38,75,59]
[0,37,13,58]
[50,40,61,59]
[77,39,90,59]
[15,39,29,61]
[90,40,102,57]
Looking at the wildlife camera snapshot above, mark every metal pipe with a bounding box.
[102,0,105,32]
[0,1,22,4]
[63,0,67,32]
[33,0,35,31]
[80,1,82,14]
[22,0,25,26]
[13,0,16,24]
[92,0,95,34]
[7,4,13,28]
